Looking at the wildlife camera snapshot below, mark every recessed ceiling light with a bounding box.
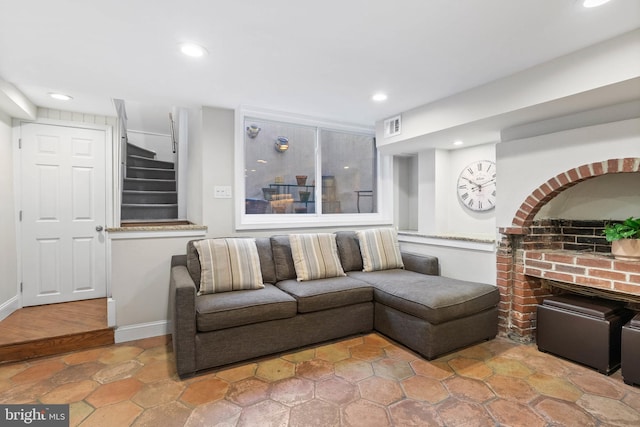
[49,92,72,101]
[372,93,388,102]
[582,0,611,8]
[453,140,464,146]
[180,42,207,57]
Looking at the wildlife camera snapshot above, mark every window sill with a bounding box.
[107,224,208,240]
[398,231,495,252]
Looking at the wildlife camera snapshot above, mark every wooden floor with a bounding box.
[0,298,114,364]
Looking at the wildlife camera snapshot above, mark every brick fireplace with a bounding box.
[497,157,640,342]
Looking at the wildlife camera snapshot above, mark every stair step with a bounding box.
[121,204,179,220]
[126,166,176,180]
[127,155,174,170]
[127,143,156,159]
[123,178,176,191]
[123,190,177,204]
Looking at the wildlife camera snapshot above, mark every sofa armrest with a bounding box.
[402,251,440,276]
[169,255,197,377]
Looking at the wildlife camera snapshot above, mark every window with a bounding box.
[236,108,392,230]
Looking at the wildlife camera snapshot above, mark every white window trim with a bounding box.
[235,106,394,230]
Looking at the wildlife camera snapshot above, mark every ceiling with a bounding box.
[1,0,639,132]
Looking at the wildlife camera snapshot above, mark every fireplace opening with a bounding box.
[497,158,640,342]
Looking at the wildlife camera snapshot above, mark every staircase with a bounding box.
[121,143,178,221]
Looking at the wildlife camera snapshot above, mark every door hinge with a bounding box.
[20,282,23,293]
[19,210,22,221]
[18,138,22,149]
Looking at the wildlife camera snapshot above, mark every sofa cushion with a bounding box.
[196,284,297,332]
[348,269,499,325]
[276,276,373,313]
[194,238,264,295]
[187,237,277,286]
[356,228,404,272]
[289,233,346,281]
[335,231,363,272]
[271,235,298,281]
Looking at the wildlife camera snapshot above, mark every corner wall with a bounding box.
[0,111,18,319]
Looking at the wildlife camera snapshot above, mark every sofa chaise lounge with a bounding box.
[170,230,499,377]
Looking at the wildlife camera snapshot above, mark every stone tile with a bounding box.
[486,356,533,378]
[350,343,385,361]
[184,400,241,427]
[81,401,143,427]
[0,363,27,380]
[485,374,538,403]
[0,379,54,404]
[577,393,640,426]
[335,358,374,383]
[98,345,144,364]
[69,400,94,427]
[521,353,572,377]
[134,359,176,383]
[447,356,493,380]
[364,333,392,348]
[40,379,98,403]
[93,359,143,384]
[410,359,454,380]
[255,358,295,382]
[179,377,229,406]
[383,345,419,362]
[455,344,494,361]
[623,391,640,410]
[237,399,289,427]
[10,360,66,384]
[130,335,171,349]
[534,397,598,427]
[136,345,171,364]
[401,375,448,403]
[316,342,352,362]
[436,397,495,427]
[85,377,143,407]
[444,376,495,403]
[215,363,257,382]
[527,372,583,402]
[358,376,404,405]
[132,401,192,427]
[0,379,11,394]
[487,398,546,427]
[132,379,185,408]
[226,378,270,407]
[281,348,316,363]
[389,399,443,426]
[316,377,359,405]
[337,336,365,348]
[480,337,520,355]
[342,399,391,427]
[50,362,104,385]
[290,399,339,427]
[269,376,314,406]
[296,359,334,381]
[568,372,626,399]
[63,347,109,366]
[373,358,414,380]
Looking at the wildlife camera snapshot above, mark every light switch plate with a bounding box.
[214,186,232,198]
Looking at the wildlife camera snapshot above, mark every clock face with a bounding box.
[457,160,496,212]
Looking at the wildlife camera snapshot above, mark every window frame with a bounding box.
[235,106,393,230]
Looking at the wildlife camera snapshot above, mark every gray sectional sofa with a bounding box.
[170,231,499,377]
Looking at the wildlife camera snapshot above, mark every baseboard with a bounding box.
[0,295,20,322]
[114,320,172,343]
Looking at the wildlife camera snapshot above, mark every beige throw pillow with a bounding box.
[356,228,404,272]
[289,233,346,281]
[194,238,264,295]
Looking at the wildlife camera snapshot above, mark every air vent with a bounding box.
[383,115,401,138]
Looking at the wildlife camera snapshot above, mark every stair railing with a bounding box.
[169,112,178,154]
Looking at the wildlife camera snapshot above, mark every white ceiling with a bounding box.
[1,0,639,131]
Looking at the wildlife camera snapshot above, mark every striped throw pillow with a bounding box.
[289,233,346,281]
[194,238,264,295]
[356,228,404,272]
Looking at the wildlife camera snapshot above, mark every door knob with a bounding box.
[96,225,104,232]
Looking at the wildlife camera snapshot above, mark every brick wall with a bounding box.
[497,157,639,342]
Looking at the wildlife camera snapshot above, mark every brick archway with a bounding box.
[497,157,639,341]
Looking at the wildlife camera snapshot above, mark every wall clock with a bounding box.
[457,160,496,212]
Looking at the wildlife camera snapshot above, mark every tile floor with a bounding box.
[1,333,639,426]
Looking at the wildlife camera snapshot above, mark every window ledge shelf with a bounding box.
[107,224,207,240]
[398,231,495,252]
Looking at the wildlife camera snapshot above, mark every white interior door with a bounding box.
[20,122,107,306]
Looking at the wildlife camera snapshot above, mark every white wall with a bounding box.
[497,117,640,228]
[0,110,18,318]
